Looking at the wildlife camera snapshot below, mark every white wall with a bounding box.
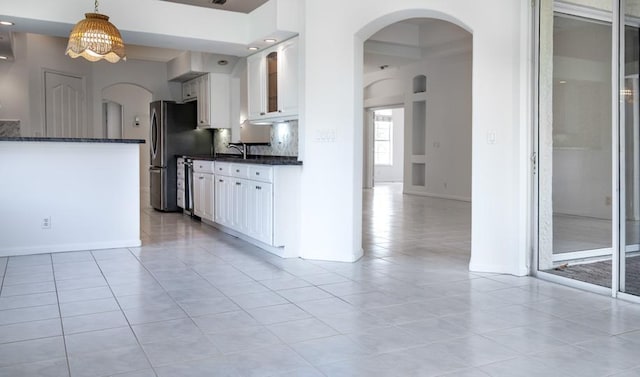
[102,84,153,193]
[374,108,404,183]
[0,141,141,256]
[299,0,532,276]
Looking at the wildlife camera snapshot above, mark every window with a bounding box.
[374,109,393,166]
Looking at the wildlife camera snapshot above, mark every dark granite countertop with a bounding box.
[180,154,302,166]
[0,137,145,144]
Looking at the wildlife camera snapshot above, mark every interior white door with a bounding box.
[45,71,86,138]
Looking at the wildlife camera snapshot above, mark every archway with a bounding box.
[360,16,473,265]
[102,83,153,207]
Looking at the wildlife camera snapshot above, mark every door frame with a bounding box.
[532,0,640,301]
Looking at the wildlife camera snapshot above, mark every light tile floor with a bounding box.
[1,183,640,376]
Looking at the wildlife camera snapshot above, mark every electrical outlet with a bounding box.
[41,217,51,229]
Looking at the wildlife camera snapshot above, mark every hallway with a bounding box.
[0,186,640,376]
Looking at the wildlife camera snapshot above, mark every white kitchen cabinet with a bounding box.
[212,161,300,257]
[247,53,266,120]
[182,73,230,129]
[230,177,249,233]
[247,181,273,244]
[193,160,215,222]
[247,37,298,122]
[182,80,197,102]
[214,174,231,227]
[276,38,299,117]
[177,157,185,209]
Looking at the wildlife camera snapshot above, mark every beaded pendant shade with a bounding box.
[65,0,126,63]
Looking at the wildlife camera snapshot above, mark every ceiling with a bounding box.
[160,0,269,13]
[364,18,471,74]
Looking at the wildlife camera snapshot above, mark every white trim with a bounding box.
[551,247,612,262]
[617,291,640,303]
[612,0,621,298]
[469,262,529,277]
[535,270,613,295]
[0,240,142,258]
[554,1,613,22]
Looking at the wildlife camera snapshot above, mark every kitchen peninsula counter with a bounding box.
[0,137,145,143]
[0,138,142,257]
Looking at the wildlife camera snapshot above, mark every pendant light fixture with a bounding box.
[66,0,126,63]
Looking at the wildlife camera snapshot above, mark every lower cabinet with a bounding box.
[230,178,249,232]
[247,181,273,245]
[213,161,300,257]
[214,163,273,245]
[193,171,214,222]
[214,175,232,227]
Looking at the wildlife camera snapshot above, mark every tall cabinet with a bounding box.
[247,37,299,122]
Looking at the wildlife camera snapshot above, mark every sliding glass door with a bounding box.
[621,0,640,296]
[537,0,640,299]
[538,1,614,289]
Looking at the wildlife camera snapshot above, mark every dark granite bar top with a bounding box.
[180,153,302,166]
[0,137,145,144]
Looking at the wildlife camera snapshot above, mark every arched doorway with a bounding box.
[102,83,153,207]
[360,18,472,265]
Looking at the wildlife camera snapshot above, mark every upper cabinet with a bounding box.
[247,37,298,122]
[182,73,230,129]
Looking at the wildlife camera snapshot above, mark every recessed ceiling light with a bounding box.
[264,38,277,43]
[0,56,8,60]
[217,59,228,66]
[559,80,567,84]
[0,21,15,26]
[248,47,259,51]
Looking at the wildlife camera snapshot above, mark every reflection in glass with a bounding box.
[551,15,612,257]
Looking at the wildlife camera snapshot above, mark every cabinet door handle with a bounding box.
[255,172,260,175]
[219,179,223,182]
[236,169,240,173]
[260,112,265,116]
[199,177,204,180]
[278,110,282,113]
[236,182,241,186]
[256,186,261,190]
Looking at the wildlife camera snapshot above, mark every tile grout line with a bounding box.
[0,257,8,297]
[49,253,72,377]
[89,248,160,377]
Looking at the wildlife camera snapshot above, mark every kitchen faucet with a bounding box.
[226,142,271,160]
[227,142,247,159]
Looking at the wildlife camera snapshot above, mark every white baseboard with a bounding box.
[469,262,529,276]
[0,239,142,257]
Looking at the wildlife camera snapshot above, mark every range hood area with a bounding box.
[167,51,239,82]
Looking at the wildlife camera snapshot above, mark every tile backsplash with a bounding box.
[214,121,299,157]
[0,120,20,137]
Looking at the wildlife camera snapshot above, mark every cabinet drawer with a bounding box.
[214,162,231,176]
[177,178,185,191]
[230,164,249,179]
[249,166,273,183]
[193,160,214,173]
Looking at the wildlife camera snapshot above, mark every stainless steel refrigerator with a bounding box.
[149,100,213,212]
